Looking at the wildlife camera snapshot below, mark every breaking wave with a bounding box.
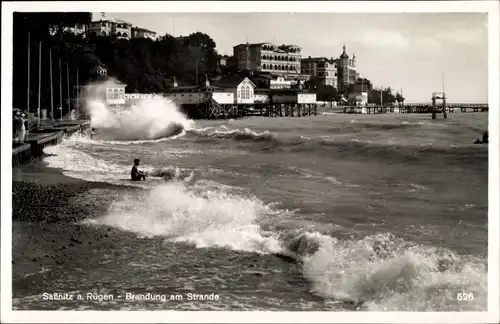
[82,177,486,311]
[184,126,488,168]
[286,232,486,311]
[85,98,194,141]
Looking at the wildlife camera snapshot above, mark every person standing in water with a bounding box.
[131,159,146,181]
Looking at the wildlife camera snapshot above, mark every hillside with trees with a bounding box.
[13,12,220,113]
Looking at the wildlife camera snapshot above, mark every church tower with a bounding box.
[338,44,350,92]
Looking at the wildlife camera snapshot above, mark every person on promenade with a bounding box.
[24,112,30,139]
[13,112,18,142]
[19,113,27,144]
[13,111,22,144]
[131,159,146,181]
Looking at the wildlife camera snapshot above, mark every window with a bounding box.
[240,84,251,100]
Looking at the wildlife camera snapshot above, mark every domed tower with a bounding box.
[339,44,350,92]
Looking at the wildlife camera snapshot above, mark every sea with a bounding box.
[12,97,488,311]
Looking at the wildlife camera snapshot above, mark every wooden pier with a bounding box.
[334,103,488,114]
[399,103,488,114]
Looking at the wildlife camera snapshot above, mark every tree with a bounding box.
[368,87,397,105]
[396,92,405,103]
[304,76,322,90]
[316,85,338,102]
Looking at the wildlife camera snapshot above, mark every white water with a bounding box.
[82,80,194,141]
[86,98,194,141]
[296,232,487,311]
[43,140,194,187]
[86,181,284,254]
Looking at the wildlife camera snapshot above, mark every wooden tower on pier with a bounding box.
[431,92,447,119]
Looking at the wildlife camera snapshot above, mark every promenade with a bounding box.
[12,118,90,166]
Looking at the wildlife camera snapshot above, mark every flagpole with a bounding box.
[195,59,198,85]
[59,58,63,122]
[27,32,30,114]
[76,68,79,120]
[441,71,445,94]
[37,41,42,129]
[66,62,71,116]
[380,87,382,108]
[50,49,54,124]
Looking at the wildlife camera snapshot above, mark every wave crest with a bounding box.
[85,98,194,141]
[287,232,486,311]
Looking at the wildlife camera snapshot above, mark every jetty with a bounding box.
[12,119,90,166]
[328,102,488,115]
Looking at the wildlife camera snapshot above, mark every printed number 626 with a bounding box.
[456,293,474,301]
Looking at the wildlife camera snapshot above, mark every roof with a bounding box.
[92,19,132,26]
[233,42,273,48]
[168,85,224,92]
[233,43,301,53]
[278,44,301,50]
[254,88,309,94]
[250,73,274,80]
[340,45,349,59]
[132,27,156,34]
[212,76,256,88]
[114,19,132,25]
[301,57,337,64]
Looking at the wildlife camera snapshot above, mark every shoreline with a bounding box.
[12,159,139,284]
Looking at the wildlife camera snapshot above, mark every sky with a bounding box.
[93,12,488,103]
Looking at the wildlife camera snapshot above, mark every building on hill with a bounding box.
[131,27,157,40]
[233,42,302,76]
[88,19,133,39]
[301,57,338,88]
[217,55,230,67]
[49,24,87,37]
